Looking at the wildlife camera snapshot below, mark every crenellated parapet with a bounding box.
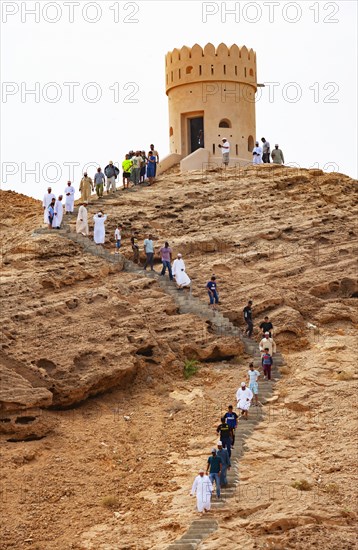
[165,42,257,94]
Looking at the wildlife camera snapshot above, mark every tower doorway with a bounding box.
[189,116,204,153]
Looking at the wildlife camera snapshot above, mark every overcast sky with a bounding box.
[1,0,357,199]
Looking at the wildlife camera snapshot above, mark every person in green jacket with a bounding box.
[122,154,133,189]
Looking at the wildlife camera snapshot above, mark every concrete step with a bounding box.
[167,544,197,550]
[236,421,262,428]
[185,531,216,539]
[179,529,207,544]
[190,520,218,528]
[220,494,236,500]
[178,538,201,545]
[210,501,226,508]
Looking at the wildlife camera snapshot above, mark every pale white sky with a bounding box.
[1,0,357,199]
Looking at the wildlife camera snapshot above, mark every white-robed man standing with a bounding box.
[190,469,213,514]
[252,142,263,165]
[259,332,277,357]
[236,381,253,420]
[64,181,75,214]
[43,187,56,224]
[172,253,191,290]
[52,195,63,229]
[76,202,89,236]
[93,211,107,244]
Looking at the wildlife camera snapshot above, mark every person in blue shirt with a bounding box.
[206,448,222,498]
[224,405,238,447]
[217,441,231,487]
[47,198,56,229]
[262,348,273,380]
[206,276,219,310]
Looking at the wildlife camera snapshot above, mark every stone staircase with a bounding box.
[34,220,244,338]
[166,520,218,550]
[164,347,282,549]
[33,196,284,550]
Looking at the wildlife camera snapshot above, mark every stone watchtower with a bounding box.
[165,43,258,168]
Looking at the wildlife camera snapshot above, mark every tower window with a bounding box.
[235,65,237,75]
[186,66,193,74]
[199,65,202,75]
[169,127,173,137]
[249,68,254,76]
[211,65,214,75]
[248,135,254,152]
[223,65,226,75]
[178,69,181,79]
[244,67,247,77]
[166,74,168,84]
[219,119,232,128]
[236,144,238,155]
[171,71,173,82]
[213,144,215,154]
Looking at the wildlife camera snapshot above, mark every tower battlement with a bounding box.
[165,42,257,94]
[165,42,258,164]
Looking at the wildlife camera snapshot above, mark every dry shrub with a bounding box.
[291,479,312,491]
[278,387,288,398]
[101,495,119,508]
[156,383,169,397]
[131,430,141,443]
[172,401,185,413]
[165,400,186,414]
[323,483,340,494]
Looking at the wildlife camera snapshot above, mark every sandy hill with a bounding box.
[0,165,357,550]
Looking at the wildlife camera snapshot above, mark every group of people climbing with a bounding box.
[191,312,277,514]
[42,173,280,518]
[122,146,160,187]
[41,145,160,228]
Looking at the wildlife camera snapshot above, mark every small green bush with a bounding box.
[291,479,312,491]
[183,359,199,380]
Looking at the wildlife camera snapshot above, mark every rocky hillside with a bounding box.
[0,165,357,549]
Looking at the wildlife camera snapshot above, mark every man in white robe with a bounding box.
[252,142,263,165]
[64,181,75,213]
[52,195,63,229]
[259,332,277,357]
[190,469,213,514]
[172,253,191,289]
[236,382,253,419]
[76,202,89,236]
[43,187,56,224]
[93,211,107,244]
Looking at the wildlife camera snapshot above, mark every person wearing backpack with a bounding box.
[262,348,273,380]
[104,161,119,194]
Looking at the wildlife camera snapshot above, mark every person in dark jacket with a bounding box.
[104,161,119,194]
[243,300,253,338]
